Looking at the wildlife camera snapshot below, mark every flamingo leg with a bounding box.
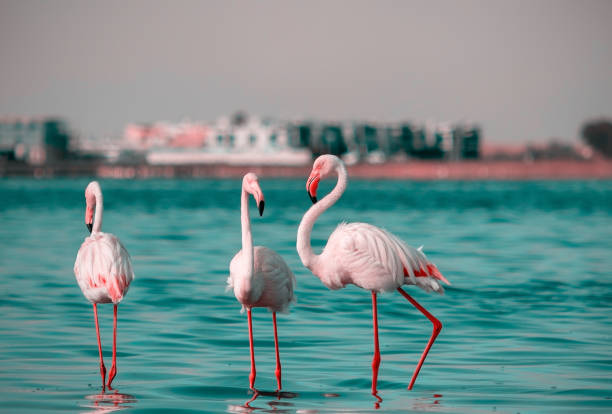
[107,304,118,389]
[397,287,442,390]
[93,303,106,391]
[371,291,381,395]
[247,308,256,390]
[272,312,282,391]
[244,388,260,408]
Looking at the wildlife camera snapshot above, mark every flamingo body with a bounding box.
[313,222,448,293]
[75,232,133,304]
[228,245,295,313]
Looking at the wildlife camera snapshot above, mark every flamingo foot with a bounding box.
[107,364,116,389]
[275,367,282,392]
[373,391,383,410]
[371,353,381,395]
[249,370,256,391]
[244,389,259,408]
[99,362,107,391]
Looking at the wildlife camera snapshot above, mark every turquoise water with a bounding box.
[1,178,611,413]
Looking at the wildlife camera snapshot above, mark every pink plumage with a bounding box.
[227,173,295,392]
[75,232,133,304]
[229,246,295,313]
[74,181,134,391]
[307,221,448,293]
[297,154,450,393]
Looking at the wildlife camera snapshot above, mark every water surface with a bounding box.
[1,178,611,413]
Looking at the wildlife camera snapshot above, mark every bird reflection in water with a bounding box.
[227,388,298,412]
[411,393,443,412]
[82,389,136,413]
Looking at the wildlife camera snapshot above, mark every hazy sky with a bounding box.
[1,0,611,143]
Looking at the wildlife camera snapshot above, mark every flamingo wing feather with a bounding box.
[324,223,405,292]
[323,222,448,293]
[74,232,134,304]
[254,246,296,313]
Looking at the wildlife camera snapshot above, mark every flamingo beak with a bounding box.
[85,206,94,233]
[306,173,320,204]
[254,187,265,216]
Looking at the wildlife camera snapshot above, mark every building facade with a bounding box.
[0,117,69,164]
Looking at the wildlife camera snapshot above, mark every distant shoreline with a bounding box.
[2,159,612,180]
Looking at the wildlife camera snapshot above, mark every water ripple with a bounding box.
[1,179,611,412]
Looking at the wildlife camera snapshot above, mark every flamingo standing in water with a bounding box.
[227,173,296,391]
[296,155,450,392]
[74,181,134,391]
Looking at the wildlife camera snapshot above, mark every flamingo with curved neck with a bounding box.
[74,181,134,391]
[228,173,296,392]
[297,154,450,393]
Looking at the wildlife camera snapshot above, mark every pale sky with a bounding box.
[1,0,611,143]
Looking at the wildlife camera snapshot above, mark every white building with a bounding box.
[128,114,311,166]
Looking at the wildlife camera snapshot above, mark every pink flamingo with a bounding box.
[297,155,450,392]
[74,181,134,391]
[227,173,296,392]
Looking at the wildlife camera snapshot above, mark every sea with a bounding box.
[1,178,611,413]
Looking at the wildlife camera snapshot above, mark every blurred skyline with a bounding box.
[1,0,611,143]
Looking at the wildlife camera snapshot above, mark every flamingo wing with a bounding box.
[227,249,263,309]
[74,232,134,304]
[325,222,448,293]
[254,246,296,313]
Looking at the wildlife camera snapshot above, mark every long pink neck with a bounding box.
[297,162,347,272]
[92,190,103,233]
[240,186,254,282]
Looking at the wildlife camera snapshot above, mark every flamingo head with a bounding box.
[243,173,265,216]
[307,154,341,204]
[84,181,102,233]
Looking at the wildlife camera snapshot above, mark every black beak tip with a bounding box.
[309,193,317,204]
[86,223,93,233]
[258,200,265,216]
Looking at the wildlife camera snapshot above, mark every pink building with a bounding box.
[124,122,209,149]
